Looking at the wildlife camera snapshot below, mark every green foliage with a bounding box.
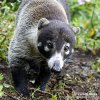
[50,95,58,100]
[0,0,19,61]
[0,73,16,98]
[66,95,73,100]
[0,73,4,98]
[0,73,4,81]
[69,0,100,55]
[0,84,4,98]
[92,58,100,72]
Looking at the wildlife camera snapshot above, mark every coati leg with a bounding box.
[29,60,51,91]
[34,66,51,91]
[10,59,29,96]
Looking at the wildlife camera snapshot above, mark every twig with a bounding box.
[50,89,69,93]
[4,92,18,100]
[29,88,52,98]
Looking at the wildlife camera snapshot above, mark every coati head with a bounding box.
[37,18,79,72]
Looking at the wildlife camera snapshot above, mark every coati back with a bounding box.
[8,0,79,96]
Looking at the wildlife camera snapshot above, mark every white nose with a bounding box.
[52,60,61,71]
[47,52,64,72]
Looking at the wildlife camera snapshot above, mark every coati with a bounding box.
[8,0,79,96]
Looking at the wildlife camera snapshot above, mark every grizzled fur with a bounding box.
[8,0,79,96]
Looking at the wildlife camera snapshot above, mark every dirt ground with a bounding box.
[0,50,100,100]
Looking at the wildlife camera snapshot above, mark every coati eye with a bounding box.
[64,43,70,55]
[47,42,53,49]
[64,43,70,51]
[64,46,69,51]
[46,40,53,49]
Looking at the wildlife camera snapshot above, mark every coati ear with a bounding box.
[38,18,50,30]
[71,26,80,34]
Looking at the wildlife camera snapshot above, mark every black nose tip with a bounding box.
[51,68,61,74]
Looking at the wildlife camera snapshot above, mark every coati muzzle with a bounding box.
[51,60,61,73]
[47,52,64,72]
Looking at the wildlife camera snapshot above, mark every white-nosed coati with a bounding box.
[8,0,79,96]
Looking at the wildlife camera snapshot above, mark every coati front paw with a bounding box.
[40,82,46,91]
[15,85,29,96]
[32,81,46,91]
[11,66,29,96]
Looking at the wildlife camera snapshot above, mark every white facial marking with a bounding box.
[72,49,74,53]
[44,46,50,52]
[47,40,51,43]
[65,50,70,55]
[47,52,64,71]
[66,43,70,47]
[37,42,42,47]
